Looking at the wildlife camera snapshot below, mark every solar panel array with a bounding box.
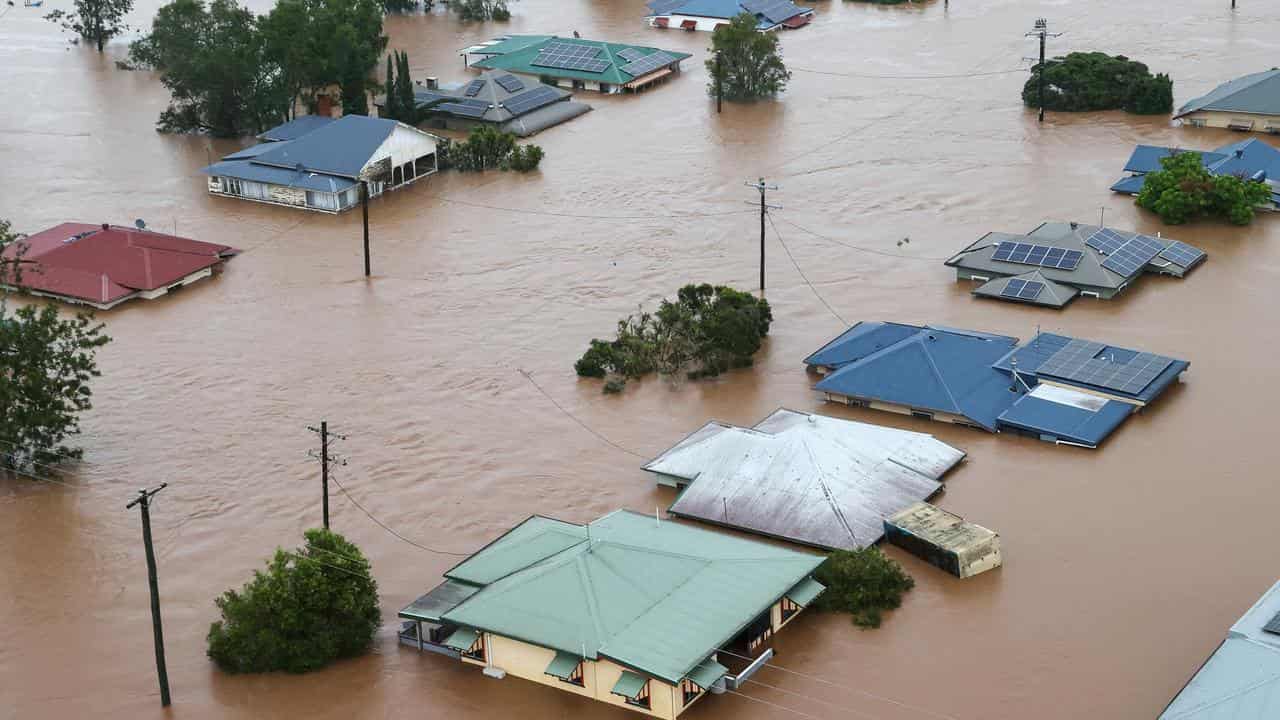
[1159,240,1206,267]
[501,85,561,116]
[617,48,647,63]
[463,79,486,97]
[620,51,676,78]
[533,51,610,73]
[437,99,490,119]
[544,41,601,58]
[742,0,802,23]
[1036,338,1174,395]
[1264,611,1280,636]
[494,74,525,93]
[1084,227,1128,255]
[1001,279,1045,301]
[992,241,1084,270]
[1100,234,1166,277]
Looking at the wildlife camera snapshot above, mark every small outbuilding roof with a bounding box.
[971,270,1080,308]
[1175,68,1280,118]
[885,503,998,556]
[643,408,966,550]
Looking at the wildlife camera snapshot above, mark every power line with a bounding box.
[725,688,830,720]
[327,472,471,557]
[279,550,376,581]
[790,67,1027,80]
[774,215,947,261]
[517,369,647,459]
[766,212,848,326]
[430,194,756,221]
[745,677,884,720]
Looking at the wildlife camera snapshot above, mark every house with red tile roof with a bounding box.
[1,223,239,310]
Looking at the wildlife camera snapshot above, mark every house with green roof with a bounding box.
[398,509,825,718]
[460,35,691,94]
[1174,69,1280,133]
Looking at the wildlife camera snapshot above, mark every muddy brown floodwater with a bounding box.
[2,0,1280,718]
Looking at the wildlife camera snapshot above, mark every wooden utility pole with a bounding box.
[715,52,723,113]
[126,484,171,708]
[1026,18,1062,123]
[360,181,371,277]
[308,422,347,530]
[746,178,779,292]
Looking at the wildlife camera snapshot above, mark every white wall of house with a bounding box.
[649,14,736,32]
[365,124,439,174]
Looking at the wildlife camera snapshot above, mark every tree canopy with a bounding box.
[705,13,790,101]
[207,528,381,674]
[0,220,112,473]
[1135,151,1272,225]
[454,0,510,21]
[440,126,543,172]
[45,0,134,52]
[575,284,772,392]
[1023,52,1173,115]
[811,548,915,628]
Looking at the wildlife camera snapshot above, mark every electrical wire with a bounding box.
[773,215,948,261]
[429,194,758,221]
[766,211,848,326]
[725,688,830,720]
[517,369,648,460]
[744,676,883,720]
[328,472,471,557]
[279,550,377,581]
[791,67,1028,80]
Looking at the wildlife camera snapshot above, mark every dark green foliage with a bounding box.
[454,0,510,20]
[45,0,134,52]
[575,284,772,393]
[812,548,915,628]
[382,0,415,12]
[1136,151,1272,225]
[396,51,415,120]
[206,529,381,674]
[1,221,112,472]
[1022,52,1173,115]
[705,13,790,101]
[446,126,543,172]
[384,55,398,121]
[507,143,544,172]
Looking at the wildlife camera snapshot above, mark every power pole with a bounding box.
[745,178,779,292]
[1026,18,1062,123]
[307,422,347,530]
[715,51,723,113]
[360,181,371,277]
[126,484,171,708]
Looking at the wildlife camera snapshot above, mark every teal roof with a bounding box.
[443,626,479,651]
[612,670,648,699]
[687,658,728,689]
[1176,69,1280,118]
[545,650,581,680]
[786,577,825,607]
[469,35,692,86]
[436,510,823,684]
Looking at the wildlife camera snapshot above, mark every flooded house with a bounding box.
[1111,137,1280,212]
[200,115,440,213]
[0,222,238,309]
[380,70,592,137]
[398,510,824,718]
[944,221,1206,309]
[806,322,1189,448]
[643,408,965,550]
[645,0,813,32]
[883,503,1002,579]
[1174,69,1280,133]
[460,36,690,94]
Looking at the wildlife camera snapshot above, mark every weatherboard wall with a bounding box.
[1180,109,1280,132]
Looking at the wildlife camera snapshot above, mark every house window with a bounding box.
[223,178,242,196]
[780,596,802,623]
[680,678,702,705]
[1187,118,1206,128]
[746,613,773,654]
[911,410,934,420]
[626,680,651,709]
[561,661,584,687]
[462,633,486,662]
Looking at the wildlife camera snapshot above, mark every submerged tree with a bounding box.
[454,0,510,21]
[705,12,790,101]
[812,548,914,628]
[1136,151,1272,225]
[207,529,381,674]
[45,0,134,52]
[1022,52,1173,115]
[443,126,543,172]
[0,220,112,473]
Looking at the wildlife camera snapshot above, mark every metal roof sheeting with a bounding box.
[1113,139,1280,208]
[202,159,357,193]
[544,651,581,679]
[686,658,728,689]
[1175,69,1280,118]
[257,115,336,141]
[786,577,825,607]
[398,578,481,622]
[612,670,648,699]
[646,0,812,29]
[251,115,397,179]
[468,35,691,85]
[645,409,965,549]
[443,627,479,651]
[885,503,998,556]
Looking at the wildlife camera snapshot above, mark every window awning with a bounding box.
[786,576,825,607]
[680,19,697,29]
[611,670,648,699]
[544,651,581,680]
[685,658,728,690]
[654,16,668,27]
[443,627,479,651]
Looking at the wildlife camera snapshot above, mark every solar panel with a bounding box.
[991,242,1082,270]
[1100,234,1166,277]
[1035,338,1175,395]
[542,41,601,58]
[621,51,677,78]
[617,48,646,62]
[1264,611,1280,636]
[1001,279,1044,301]
[436,100,489,119]
[501,85,561,116]
[494,74,525,93]
[1158,240,1206,267]
[533,51,611,73]
[463,79,486,97]
[742,0,801,22]
[1084,227,1128,255]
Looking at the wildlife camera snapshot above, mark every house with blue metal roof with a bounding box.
[1111,138,1280,212]
[200,115,441,213]
[1159,579,1280,720]
[807,323,1189,448]
[398,509,824,718]
[645,0,813,32]
[1174,68,1280,133]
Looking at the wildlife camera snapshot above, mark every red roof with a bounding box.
[3,223,239,307]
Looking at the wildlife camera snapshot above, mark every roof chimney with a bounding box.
[426,76,438,90]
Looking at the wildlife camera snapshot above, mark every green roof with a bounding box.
[612,670,648,699]
[686,658,728,689]
[398,578,481,622]
[786,577,826,607]
[436,510,823,684]
[544,650,581,680]
[469,35,692,86]
[443,626,479,651]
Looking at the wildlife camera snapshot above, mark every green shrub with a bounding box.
[812,547,915,628]
[206,529,380,674]
[508,144,543,172]
[1022,52,1173,115]
[1135,150,1271,225]
[447,125,543,173]
[454,0,510,21]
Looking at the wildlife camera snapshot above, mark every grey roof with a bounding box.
[257,115,336,142]
[1160,579,1280,719]
[1176,69,1280,118]
[223,142,284,161]
[971,270,1079,308]
[399,578,481,622]
[644,409,965,550]
[406,70,590,133]
[200,159,357,193]
[252,115,398,179]
[499,100,592,137]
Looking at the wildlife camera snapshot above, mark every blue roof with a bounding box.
[1109,174,1148,195]
[997,394,1133,448]
[1114,139,1280,206]
[803,321,923,369]
[1121,145,1222,174]
[258,115,336,142]
[994,332,1189,404]
[648,0,808,27]
[252,115,398,179]
[1206,137,1280,179]
[223,142,286,161]
[201,159,357,193]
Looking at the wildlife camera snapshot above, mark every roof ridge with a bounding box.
[799,436,858,545]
